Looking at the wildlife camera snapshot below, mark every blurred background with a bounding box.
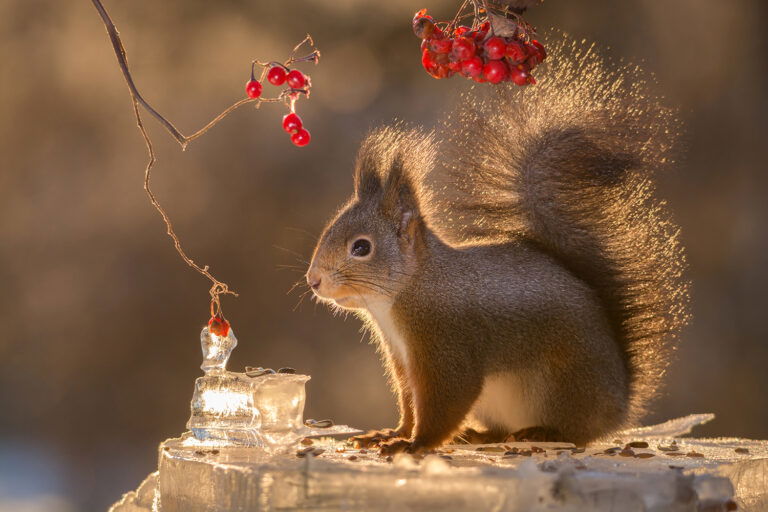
[0,0,765,510]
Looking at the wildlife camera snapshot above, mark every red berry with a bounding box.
[291,128,311,147]
[412,8,431,22]
[447,58,462,72]
[483,60,508,84]
[506,41,527,62]
[430,37,452,54]
[286,70,306,89]
[531,39,547,60]
[454,25,471,37]
[267,66,287,86]
[460,56,484,77]
[245,79,262,99]
[452,37,476,60]
[427,64,453,80]
[422,48,438,71]
[208,315,230,337]
[282,113,303,134]
[510,66,530,86]
[525,43,542,67]
[413,17,435,39]
[484,37,506,60]
[433,52,449,65]
[473,21,490,41]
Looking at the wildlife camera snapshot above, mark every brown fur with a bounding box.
[307,40,689,452]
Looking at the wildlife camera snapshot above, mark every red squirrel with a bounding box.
[306,41,689,454]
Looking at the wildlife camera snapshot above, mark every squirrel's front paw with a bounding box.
[349,428,400,449]
[378,438,413,456]
[378,438,434,456]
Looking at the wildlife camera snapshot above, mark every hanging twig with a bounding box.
[90,0,318,313]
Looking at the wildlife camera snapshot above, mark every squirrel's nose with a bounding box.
[307,271,321,290]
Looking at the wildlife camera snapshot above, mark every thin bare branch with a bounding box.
[90,0,318,313]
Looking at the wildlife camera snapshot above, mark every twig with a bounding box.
[90,0,317,314]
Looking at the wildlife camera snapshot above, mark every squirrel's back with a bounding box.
[425,38,690,423]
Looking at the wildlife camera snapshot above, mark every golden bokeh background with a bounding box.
[0,0,765,510]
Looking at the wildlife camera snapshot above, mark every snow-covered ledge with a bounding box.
[110,330,766,511]
[110,414,767,512]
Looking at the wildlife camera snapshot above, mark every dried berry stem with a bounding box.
[91,0,317,313]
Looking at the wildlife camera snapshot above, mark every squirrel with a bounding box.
[306,40,689,454]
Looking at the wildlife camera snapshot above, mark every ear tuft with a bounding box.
[353,126,435,245]
[353,125,434,201]
[381,153,418,219]
[353,144,383,199]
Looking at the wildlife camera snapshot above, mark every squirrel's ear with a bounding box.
[354,153,383,199]
[381,155,421,245]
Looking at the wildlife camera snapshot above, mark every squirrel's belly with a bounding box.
[471,373,538,433]
[365,301,410,369]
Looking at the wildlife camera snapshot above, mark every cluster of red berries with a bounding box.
[245,64,312,147]
[413,9,546,85]
[208,314,230,338]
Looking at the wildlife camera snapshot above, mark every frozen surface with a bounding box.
[187,326,336,453]
[109,329,763,511]
[111,416,768,512]
[187,371,312,451]
[200,326,237,374]
[109,471,158,512]
[618,414,716,439]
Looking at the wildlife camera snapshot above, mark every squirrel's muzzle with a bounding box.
[306,264,322,291]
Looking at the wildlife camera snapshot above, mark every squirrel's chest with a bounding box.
[366,302,410,368]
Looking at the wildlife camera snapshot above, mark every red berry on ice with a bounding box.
[208,315,230,337]
[430,37,453,54]
[452,37,476,61]
[291,128,311,147]
[245,79,262,99]
[267,66,287,86]
[484,37,506,60]
[483,60,508,84]
[286,70,306,89]
[282,113,303,134]
[460,56,484,77]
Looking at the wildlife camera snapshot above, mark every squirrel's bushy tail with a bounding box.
[430,38,690,421]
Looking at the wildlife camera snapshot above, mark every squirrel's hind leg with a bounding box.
[453,427,509,445]
[507,426,563,443]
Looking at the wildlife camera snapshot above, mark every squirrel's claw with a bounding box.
[378,438,413,456]
[349,428,399,449]
[507,426,562,443]
[379,438,434,456]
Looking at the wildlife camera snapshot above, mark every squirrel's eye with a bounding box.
[350,238,372,258]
